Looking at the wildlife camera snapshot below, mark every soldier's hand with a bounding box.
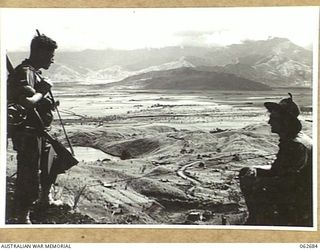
[239,167,257,178]
[246,168,257,177]
[52,100,60,110]
[37,78,53,95]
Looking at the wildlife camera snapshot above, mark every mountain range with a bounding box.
[8,37,312,90]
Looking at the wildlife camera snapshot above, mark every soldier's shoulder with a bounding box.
[11,63,35,79]
[15,63,35,74]
[293,132,312,150]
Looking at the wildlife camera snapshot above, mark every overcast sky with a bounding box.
[1,7,318,51]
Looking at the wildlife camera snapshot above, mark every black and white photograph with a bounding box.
[1,7,318,228]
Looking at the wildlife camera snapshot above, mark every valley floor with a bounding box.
[5,88,313,226]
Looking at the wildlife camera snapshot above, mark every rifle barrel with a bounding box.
[49,90,75,156]
[6,55,14,73]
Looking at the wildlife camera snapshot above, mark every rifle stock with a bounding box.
[42,130,79,175]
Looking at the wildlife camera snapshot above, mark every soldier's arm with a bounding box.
[16,68,51,109]
[19,92,44,108]
[269,142,308,176]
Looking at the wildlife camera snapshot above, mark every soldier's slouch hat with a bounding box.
[264,93,302,137]
[264,93,300,119]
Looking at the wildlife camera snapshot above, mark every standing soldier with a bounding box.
[7,32,58,224]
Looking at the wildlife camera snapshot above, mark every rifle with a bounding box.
[6,54,78,175]
[6,54,14,73]
[33,110,79,175]
[47,133,78,175]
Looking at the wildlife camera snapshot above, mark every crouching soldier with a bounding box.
[239,93,312,226]
[7,32,59,224]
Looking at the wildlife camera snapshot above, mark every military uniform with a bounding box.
[239,92,313,226]
[7,59,55,214]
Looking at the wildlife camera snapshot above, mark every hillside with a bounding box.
[111,67,272,91]
[199,38,312,87]
[201,59,311,88]
[84,56,195,83]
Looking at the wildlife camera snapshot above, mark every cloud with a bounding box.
[2,7,318,51]
[175,29,229,37]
